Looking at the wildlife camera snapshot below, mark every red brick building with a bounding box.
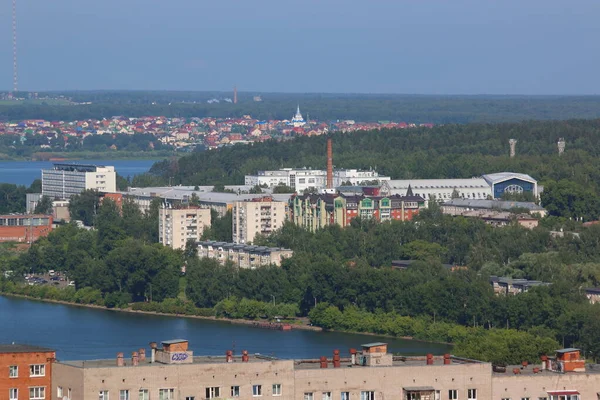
[0,215,53,243]
[0,344,56,400]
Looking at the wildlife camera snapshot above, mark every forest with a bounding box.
[3,92,600,123]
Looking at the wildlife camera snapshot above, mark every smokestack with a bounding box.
[333,349,341,368]
[509,139,517,158]
[116,352,124,367]
[233,86,238,104]
[139,348,146,362]
[320,356,328,369]
[326,138,333,189]
[149,342,157,363]
[558,138,565,156]
[132,351,139,366]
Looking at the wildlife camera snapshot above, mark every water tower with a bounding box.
[509,139,517,158]
[557,138,566,156]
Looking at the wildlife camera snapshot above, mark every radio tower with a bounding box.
[12,0,18,94]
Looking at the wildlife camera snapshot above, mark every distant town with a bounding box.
[0,105,433,152]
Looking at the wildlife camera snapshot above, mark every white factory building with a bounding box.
[245,168,390,193]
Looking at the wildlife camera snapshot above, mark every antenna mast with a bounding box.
[12,0,18,93]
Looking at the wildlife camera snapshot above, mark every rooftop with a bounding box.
[0,343,55,354]
[482,172,537,185]
[442,198,545,211]
[59,354,274,369]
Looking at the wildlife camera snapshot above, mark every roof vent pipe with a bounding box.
[149,342,157,363]
[132,352,139,366]
[139,348,146,362]
[116,352,124,367]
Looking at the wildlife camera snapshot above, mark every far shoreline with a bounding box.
[0,293,453,347]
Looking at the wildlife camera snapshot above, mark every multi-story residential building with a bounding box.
[159,206,211,250]
[232,197,287,244]
[48,339,600,400]
[290,193,425,232]
[0,214,53,243]
[0,344,56,400]
[42,163,116,199]
[245,169,390,193]
[197,240,293,268]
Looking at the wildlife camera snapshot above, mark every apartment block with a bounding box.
[197,240,293,268]
[291,193,426,232]
[42,163,116,199]
[232,197,287,244]
[159,206,211,250]
[0,344,56,400]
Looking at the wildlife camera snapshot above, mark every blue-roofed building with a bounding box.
[482,172,538,199]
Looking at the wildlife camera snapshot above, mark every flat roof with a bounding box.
[556,348,580,353]
[161,339,188,345]
[361,342,387,347]
[0,344,55,354]
[59,354,274,369]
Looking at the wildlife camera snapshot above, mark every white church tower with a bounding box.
[291,105,306,127]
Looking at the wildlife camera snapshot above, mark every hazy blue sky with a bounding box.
[0,0,598,94]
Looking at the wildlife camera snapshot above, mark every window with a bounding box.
[502,398,511,400]
[341,393,350,400]
[361,392,375,400]
[272,384,282,397]
[30,387,46,400]
[159,389,175,400]
[138,390,149,400]
[522,398,530,400]
[9,365,18,378]
[467,390,477,400]
[30,364,45,377]
[10,389,18,400]
[120,390,130,400]
[58,387,64,398]
[449,391,458,400]
[186,397,195,400]
[206,387,221,399]
[253,385,262,397]
[68,388,72,400]
[99,391,110,400]
[323,393,332,400]
[304,394,314,400]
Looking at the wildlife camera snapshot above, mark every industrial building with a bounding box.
[0,214,53,243]
[41,163,116,199]
[244,168,390,193]
[441,199,547,217]
[383,172,538,202]
[159,206,212,250]
[197,240,293,268]
[232,196,287,244]
[15,339,595,400]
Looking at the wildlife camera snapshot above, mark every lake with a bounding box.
[0,159,157,186]
[0,296,451,361]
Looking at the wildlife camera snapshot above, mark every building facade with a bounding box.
[48,340,600,400]
[42,163,116,199]
[197,240,293,268]
[159,206,212,250]
[0,214,53,243]
[441,199,547,217]
[232,197,287,244]
[482,173,538,199]
[0,344,56,400]
[245,169,390,194]
[290,193,425,232]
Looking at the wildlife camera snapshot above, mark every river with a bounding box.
[0,159,157,186]
[0,296,451,361]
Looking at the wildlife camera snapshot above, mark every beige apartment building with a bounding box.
[197,240,293,268]
[159,206,211,250]
[50,340,600,400]
[232,197,287,244]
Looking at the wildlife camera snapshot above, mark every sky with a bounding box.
[0,0,599,94]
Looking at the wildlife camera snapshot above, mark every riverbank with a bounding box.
[0,292,323,332]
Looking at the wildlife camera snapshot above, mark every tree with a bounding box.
[68,190,100,226]
[34,196,53,214]
[541,180,600,221]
